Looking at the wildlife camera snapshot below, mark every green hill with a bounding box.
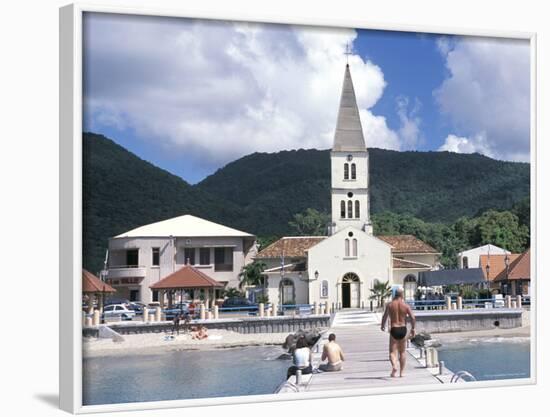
[83,132,530,272]
[197,148,530,233]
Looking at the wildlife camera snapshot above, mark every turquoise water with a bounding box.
[83,346,290,405]
[438,338,531,381]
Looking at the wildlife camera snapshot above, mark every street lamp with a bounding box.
[504,254,510,295]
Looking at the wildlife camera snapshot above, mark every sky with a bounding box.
[83,13,531,184]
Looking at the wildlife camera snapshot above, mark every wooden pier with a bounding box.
[278,311,449,393]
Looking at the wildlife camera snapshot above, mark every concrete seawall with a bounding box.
[83,315,331,337]
[415,309,523,333]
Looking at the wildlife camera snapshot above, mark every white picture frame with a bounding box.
[59,2,537,413]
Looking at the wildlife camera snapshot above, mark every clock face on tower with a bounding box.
[346,154,353,161]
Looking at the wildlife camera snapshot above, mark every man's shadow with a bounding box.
[34,393,58,409]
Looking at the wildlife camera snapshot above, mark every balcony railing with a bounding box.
[106,265,147,279]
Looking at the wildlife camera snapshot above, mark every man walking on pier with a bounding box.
[380,288,416,377]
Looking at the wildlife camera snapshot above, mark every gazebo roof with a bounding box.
[82,269,116,293]
[150,265,224,290]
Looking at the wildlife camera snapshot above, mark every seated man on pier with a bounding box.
[319,333,345,372]
[380,288,416,378]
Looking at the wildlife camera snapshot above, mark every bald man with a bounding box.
[380,288,416,377]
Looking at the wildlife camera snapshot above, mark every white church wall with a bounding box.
[307,227,392,307]
[265,274,309,307]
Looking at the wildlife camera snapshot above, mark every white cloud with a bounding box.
[396,96,422,150]
[84,13,412,173]
[438,133,495,157]
[434,36,530,161]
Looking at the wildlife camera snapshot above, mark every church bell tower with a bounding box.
[329,64,372,235]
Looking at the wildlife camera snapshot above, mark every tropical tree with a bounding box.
[223,287,243,298]
[369,280,392,308]
[288,208,330,236]
[238,261,267,293]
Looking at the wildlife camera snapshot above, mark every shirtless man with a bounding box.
[319,333,345,372]
[380,288,416,378]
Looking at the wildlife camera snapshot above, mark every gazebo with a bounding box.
[150,265,224,309]
[82,269,116,313]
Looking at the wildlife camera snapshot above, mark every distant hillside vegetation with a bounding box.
[83,133,530,272]
[197,148,530,233]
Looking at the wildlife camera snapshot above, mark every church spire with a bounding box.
[332,64,366,152]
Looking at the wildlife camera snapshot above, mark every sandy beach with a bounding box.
[83,329,290,358]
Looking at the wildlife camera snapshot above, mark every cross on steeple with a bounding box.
[344,43,352,65]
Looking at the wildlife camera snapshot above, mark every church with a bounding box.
[256,64,440,308]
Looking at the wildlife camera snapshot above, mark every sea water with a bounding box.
[83,346,290,405]
[437,337,531,381]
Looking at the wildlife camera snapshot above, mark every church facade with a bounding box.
[256,64,440,308]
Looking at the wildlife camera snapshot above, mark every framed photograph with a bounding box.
[60,2,536,413]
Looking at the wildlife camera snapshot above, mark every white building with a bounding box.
[457,244,510,270]
[257,64,440,307]
[104,214,257,304]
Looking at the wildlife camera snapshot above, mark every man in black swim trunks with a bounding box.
[380,288,416,377]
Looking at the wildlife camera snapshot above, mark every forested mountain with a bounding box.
[198,148,529,231]
[83,133,530,272]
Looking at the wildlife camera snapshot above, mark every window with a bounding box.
[126,249,139,267]
[345,239,350,257]
[152,290,159,302]
[321,280,329,298]
[340,200,346,218]
[351,163,356,180]
[355,200,360,218]
[352,238,358,257]
[184,247,195,265]
[130,289,139,302]
[462,256,469,269]
[199,248,210,265]
[152,247,160,266]
[347,200,353,218]
[215,247,233,271]
[344,163,349,180]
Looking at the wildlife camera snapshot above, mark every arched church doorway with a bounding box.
[341,273,360,308]
[403,274,417,301]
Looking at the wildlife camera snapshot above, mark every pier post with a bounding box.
[445,296,452,310]
[92,310,100,326]
[439,361,445,375]
[314,302,319,315]
[457,296,463,310]
[155,306,161,322]
[295,369,302,386]
[505,295,512,309]
[266,307,271,318]
[511,300,517,309]
[451,302,457,310]
[200,304,206,320]
[516,295,522,309]
[149,313,155,322]
[85,317,92,327]
[214,305,219,320]
[259,303,265,318]
[143,307,149,323]
[207,311,212,320]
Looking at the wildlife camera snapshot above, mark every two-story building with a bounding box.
[104,214,257,304]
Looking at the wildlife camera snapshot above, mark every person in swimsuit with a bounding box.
[319,333,345,372]
[380,288,416,378]
[287,337,313,378]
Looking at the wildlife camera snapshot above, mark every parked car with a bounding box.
[127,302,146,315]
[221,297,257,311]
[104,297,130,307]
[163,302,190,320]
[102,304,136,320]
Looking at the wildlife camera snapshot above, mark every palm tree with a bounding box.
[238,261,267,295]
[223,287,243,298]
[369,280,392,309]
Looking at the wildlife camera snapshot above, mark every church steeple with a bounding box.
[332,64,366,152]
[329,64,372,236]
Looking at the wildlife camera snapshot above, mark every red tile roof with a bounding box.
[378,235,439,254]
[150,265,224,289]
[256,237,326,258]
[480,250,530,282]
[82,269,116,293]
[393,258,432,269]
